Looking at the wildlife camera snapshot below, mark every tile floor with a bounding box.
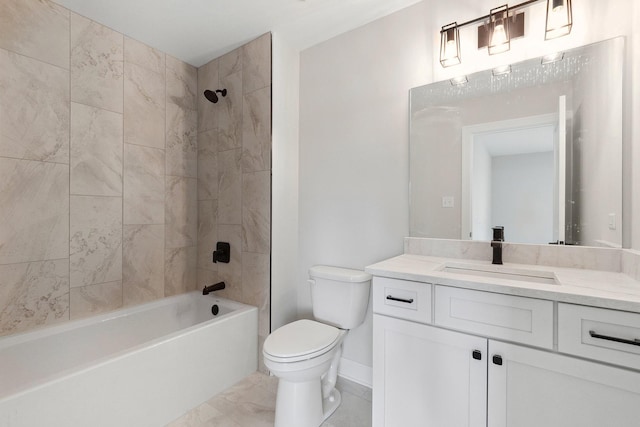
[166,372,372,427]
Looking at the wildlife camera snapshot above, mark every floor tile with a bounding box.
[166,372,372,427]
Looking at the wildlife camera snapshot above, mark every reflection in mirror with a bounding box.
[410,37,624,247]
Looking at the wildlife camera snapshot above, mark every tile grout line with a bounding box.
[68,7,72,321]
[122,34,125,309]
[164,51,168,298]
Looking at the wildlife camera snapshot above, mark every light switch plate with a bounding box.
[442,196,454,208]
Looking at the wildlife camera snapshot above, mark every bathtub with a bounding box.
[0,292,258,427]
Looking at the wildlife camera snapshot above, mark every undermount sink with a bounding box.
[438,262,559,285]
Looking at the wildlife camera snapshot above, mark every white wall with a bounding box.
[632,1,640,249]
[271,33,301,332]
[298,1,432,380]
[291,0,639,382]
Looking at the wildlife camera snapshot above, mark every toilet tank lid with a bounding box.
[309,265,372,283]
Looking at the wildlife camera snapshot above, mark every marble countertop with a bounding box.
[365,254,640,314]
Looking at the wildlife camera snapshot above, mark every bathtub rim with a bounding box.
[0,292,257,402]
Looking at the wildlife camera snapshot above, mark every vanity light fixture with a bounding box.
[545,0,572,40]
[488,5,511,55]
[438,0,573,68]
[440,23,461,67]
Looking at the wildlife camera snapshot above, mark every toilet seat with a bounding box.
[263,319,342,363]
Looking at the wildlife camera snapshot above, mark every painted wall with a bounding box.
[196,33,272,372]
[297,0,638,383]
[633,1,640,249]
[298,1,432,380]
[271,33,300,332]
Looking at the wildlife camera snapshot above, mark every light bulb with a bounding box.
[492,23,507,46]
[444,39,457,59]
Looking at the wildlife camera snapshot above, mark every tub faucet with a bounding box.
[491,226,504,265]
[203,281,226,295]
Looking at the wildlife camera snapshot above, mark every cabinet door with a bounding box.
[373,314,487,427]
[488,340,640,427]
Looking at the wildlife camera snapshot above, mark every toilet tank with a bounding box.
[309,265,372,329]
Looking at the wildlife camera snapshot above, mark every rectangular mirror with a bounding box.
[410,37,623,247]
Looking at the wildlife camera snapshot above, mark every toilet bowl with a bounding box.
[264,319,347,427]
[262,266,372,427]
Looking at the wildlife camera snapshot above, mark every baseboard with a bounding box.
[338,357,372,388]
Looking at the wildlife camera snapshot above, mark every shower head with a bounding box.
[203,90,217,103]
[203,89,227,104]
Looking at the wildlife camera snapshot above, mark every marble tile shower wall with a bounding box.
[0,0,200,335]
[196,33,272,372]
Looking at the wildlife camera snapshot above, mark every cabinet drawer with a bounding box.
[434,286,553,349]
[558,303,640,370]
[373,277,432,324]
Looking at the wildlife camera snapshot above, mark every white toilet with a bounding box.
[263,265,372,427]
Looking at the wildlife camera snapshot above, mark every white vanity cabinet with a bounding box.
[373,314,487,427]
[372,277,487,427]
[372,277,640,427]
[488,340,640,427]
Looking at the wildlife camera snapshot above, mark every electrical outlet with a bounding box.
[442,196,455,208]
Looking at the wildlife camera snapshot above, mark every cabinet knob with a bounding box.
[472,350,482,360]
[492,355,503,366]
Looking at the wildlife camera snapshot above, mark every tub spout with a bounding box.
[203,281,226,295]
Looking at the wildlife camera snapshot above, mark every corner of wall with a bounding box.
[631,0,640,250]
[271,33,301,330]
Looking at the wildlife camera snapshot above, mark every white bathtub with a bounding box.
[0,292,258,427]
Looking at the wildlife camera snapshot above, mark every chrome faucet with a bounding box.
[202,281,226,295]
[491,226,504,265]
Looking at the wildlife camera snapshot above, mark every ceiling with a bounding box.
[53,0,425,67]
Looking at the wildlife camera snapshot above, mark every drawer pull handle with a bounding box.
[588,330,640,347]
[386,295,414,304]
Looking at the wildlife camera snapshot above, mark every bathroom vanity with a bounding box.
[383,33,635,427]
[367,244,640,427]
